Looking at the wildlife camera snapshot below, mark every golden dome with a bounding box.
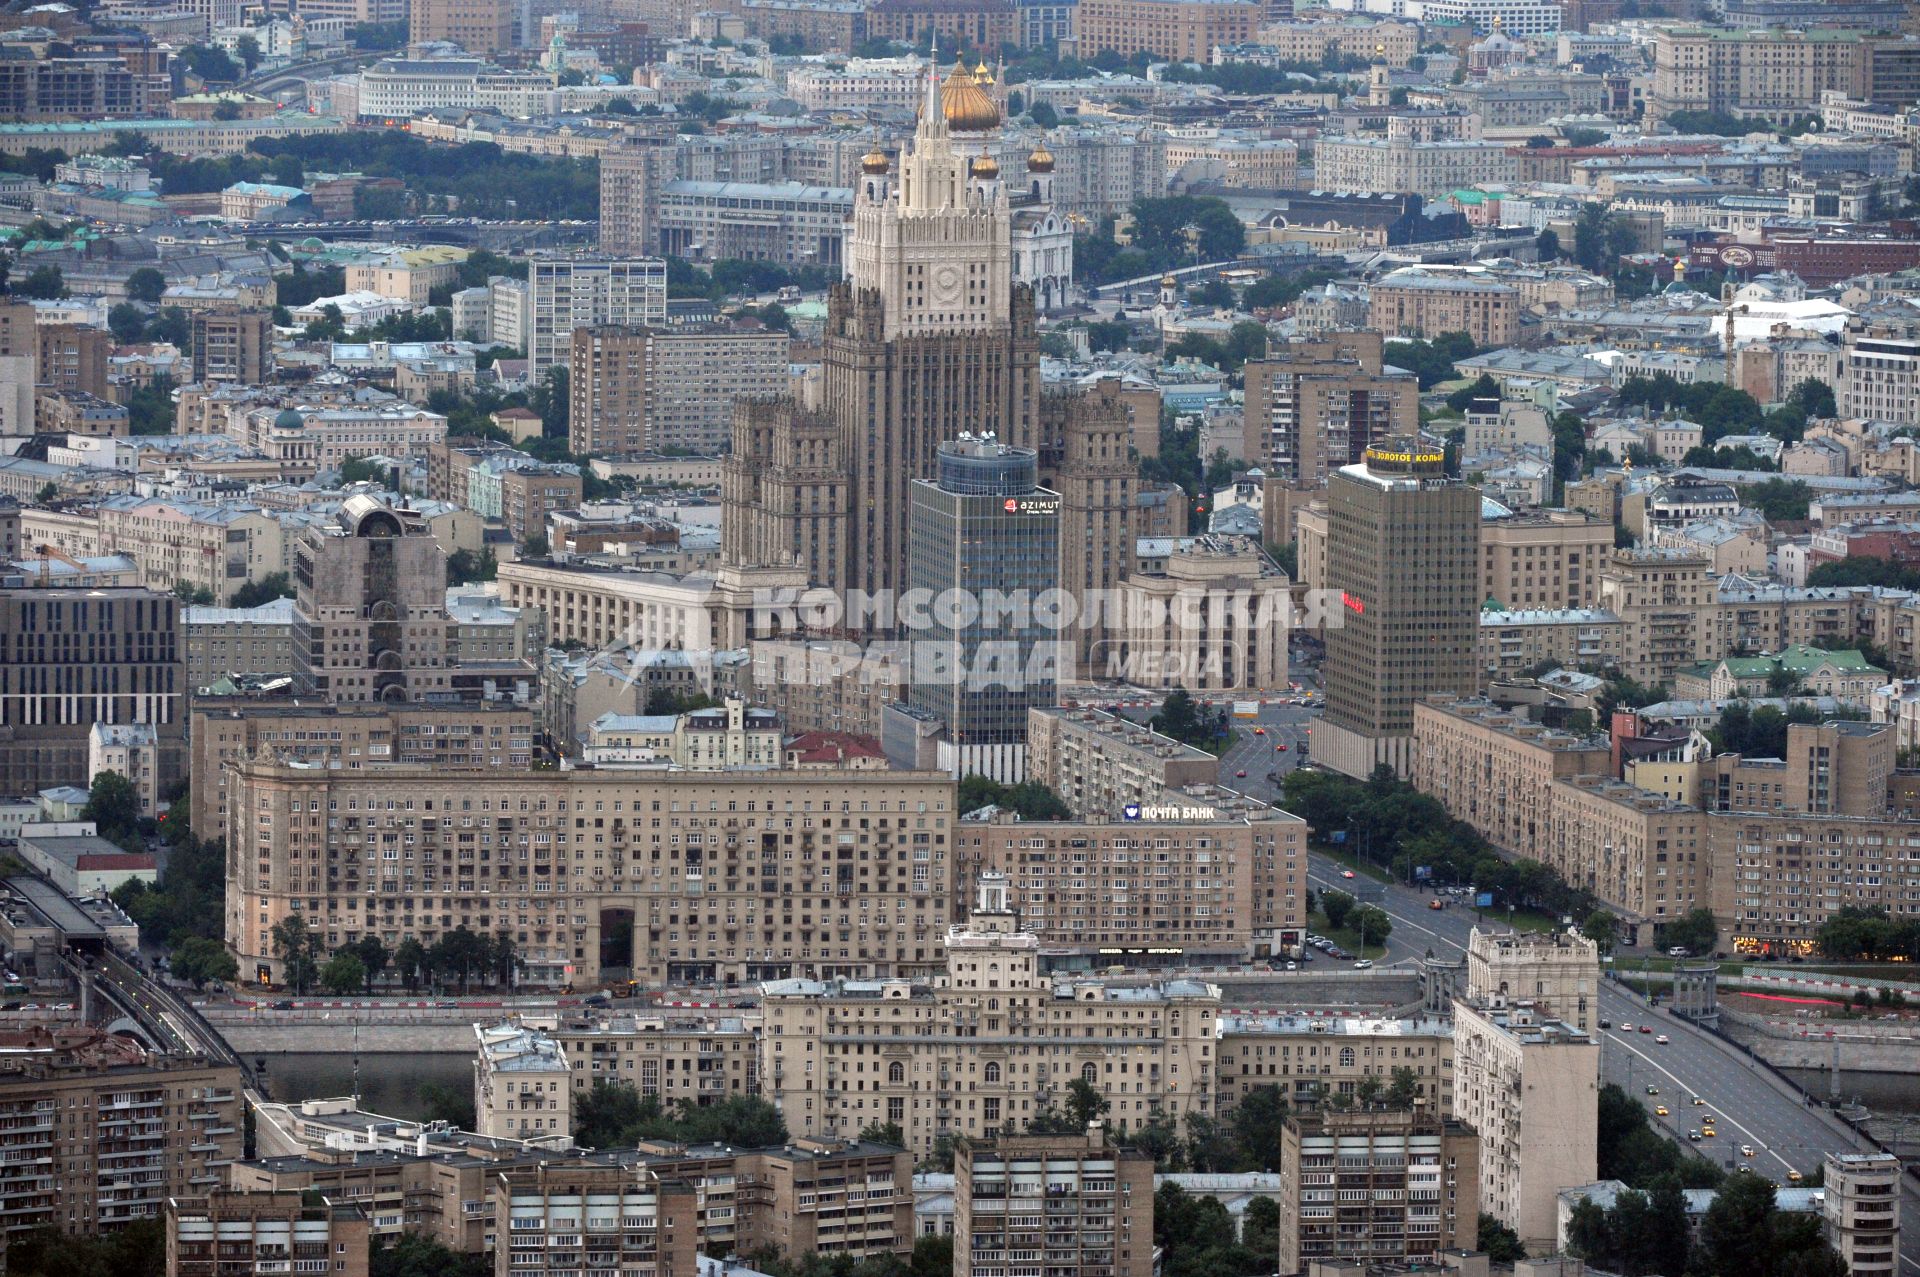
[970,155,1000,179]
[942,55,1001,132]
[974,59,994,85]
[1027,145,1055,172]
[861,149,890,174]
[1161,274,1177,288]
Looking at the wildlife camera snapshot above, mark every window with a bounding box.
[888,1061,905,1084]
[984,1062,1000,1083]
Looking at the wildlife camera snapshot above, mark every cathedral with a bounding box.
[722,52,1128,655]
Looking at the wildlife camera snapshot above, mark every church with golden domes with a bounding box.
[722,48,1125,636]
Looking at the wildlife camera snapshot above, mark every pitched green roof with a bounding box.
[1778,644,1879,674]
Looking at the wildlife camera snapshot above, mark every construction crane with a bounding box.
[31,542,86,587]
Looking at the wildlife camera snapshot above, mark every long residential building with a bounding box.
[952,803,1307,965]
[758,875,1221,1159]
[1024,705,1221,819]
[528,256,668,381]
[0,1026,242,1238]
[568,323,790,457]
[222,757,958,988]
[1277,1108,1479,1275]
[1216,1014,1455,1115]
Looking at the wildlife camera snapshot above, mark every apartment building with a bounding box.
[1315,139,1516,201]
[494,1162,701,1277]
[1481,509,1613,612]
[1822,1152,1902,1277]
[1413,698,1611,857]
[1367,268,1519,347]
[233,402,449,475]
[1215,1014,1454,1114]
[1024,706,1220,819]
[1073,0,1261,61]
[952,804,1307,964]
[190,309,272,385]
[568,324,791,458]
[1240,333,1418,488]
[475,1022,573,1143]
[1840,320,1920,428]
[0,584,183,803]
[528,256,669,381]
[38,322,112,397]
[223,757,957,988]
[186,699,537,844]
[543,1011,759,1105]
[0,1026,242,1238]
[758,876,1220,1158]
[291,497,452,702]
[1465,928,1599,1034]
[954,1127,1154,1277]
[1649,27,1868,127]
[1476,609,1626,682]
[408,0,512,55]
[1595,547,1713,685]
[95,495,283,603]
[1451,1000,1597,1256]
[165,1190,370,1277]
[184,598,295,690]
[1277,1108,1479,1275]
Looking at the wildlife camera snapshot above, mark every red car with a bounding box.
[1639,1025,1653,1034]
[1275,743,1289,752]
[1235,770,1247,778]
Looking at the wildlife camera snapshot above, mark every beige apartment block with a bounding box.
[1025,705,1220,819]
[757,876,1220,1158]
[1277,1108,1479,1274]
[1215,1013,1454,1114]
[1465,928,1599,1034]
[223,759,958,988]
[166,1190,370,1277]
[954,1128,1156,1277]
[1649,27,1868,127]
[1451,1000,1597,1256]
[1822,1152,1902,1277]
[1367,268,1519,347]
[952,805,1307,963]
[568,324,790,458]
[0,1027,242,1238]
[543,1011,759,1104]
[1241,333,1418,487]
[1476,608,1626,682]
[1595,547,1713,686]
[1481,509,1613,612]
[473,1022,572,1143]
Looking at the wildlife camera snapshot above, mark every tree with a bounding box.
[1664,907,1718,955]
[418,1080,476,1130]
[1349,904,1393,946]
[15,264,65,299]
[1581,908,1619,953]
[230,572,294,608]
[394,937,428,992]
[858,1120,904,1147]
[1385,1065,1421,1108]
[1227,1086,1288,1170]
[1745,477,1813,523]
[1029,101,1059,127]
[1698,1173,1777,1277]
[1149,688,1229,752]
[171,935,239,988]
[126,266,166,304]
[1477,1214,1527,1263]
[1064,1077,1109,1128]
[909,1234,954,1277]
[338,455,382,485]
[272,914,322,993]
[352,935,390,992]
[82,769,142,843]
[6,1219,169,1277]
[522,532,550,557]
[1320,889,1355,930]
[109,302,150,344]
[320,950,365,995]
[370,1233,491,1277]
[1243,1197,1280,1258]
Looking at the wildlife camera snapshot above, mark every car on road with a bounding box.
[1655,1106,1669,1116]
[1639,1024,1652,1033]
[1254,727,1265,735]
[435,1000,457,1008]
[1275,743,1289,751]
[1341,870,1356,879]
[1692,1097,1705,1106]
[1702,1128,1716,1138]
[1429,899,1443,910]
[1656,1034,1670,1044]
[1788,1170,1803,1182]
[271,1000,294,1010]
[1620,1023,1634,1032]
[1688,1131,1702,1142]
[1646,1085,1659,1095]
[1741,1145,1756,1157]
[1284,961,1297,971]
[1235,770,1247,778]
[1701,1113,1717,1125]
[1353,959,1372,969]
[1599,1019,1611,1029]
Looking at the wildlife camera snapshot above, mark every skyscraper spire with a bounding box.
[921,32,944,136]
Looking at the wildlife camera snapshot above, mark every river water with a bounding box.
[256,1051,475,1121]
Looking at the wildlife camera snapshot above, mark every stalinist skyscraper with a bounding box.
[725,54,1041,604]
[723,53,1130,650]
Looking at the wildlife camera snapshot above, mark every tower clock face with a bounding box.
[932,264,962,305]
